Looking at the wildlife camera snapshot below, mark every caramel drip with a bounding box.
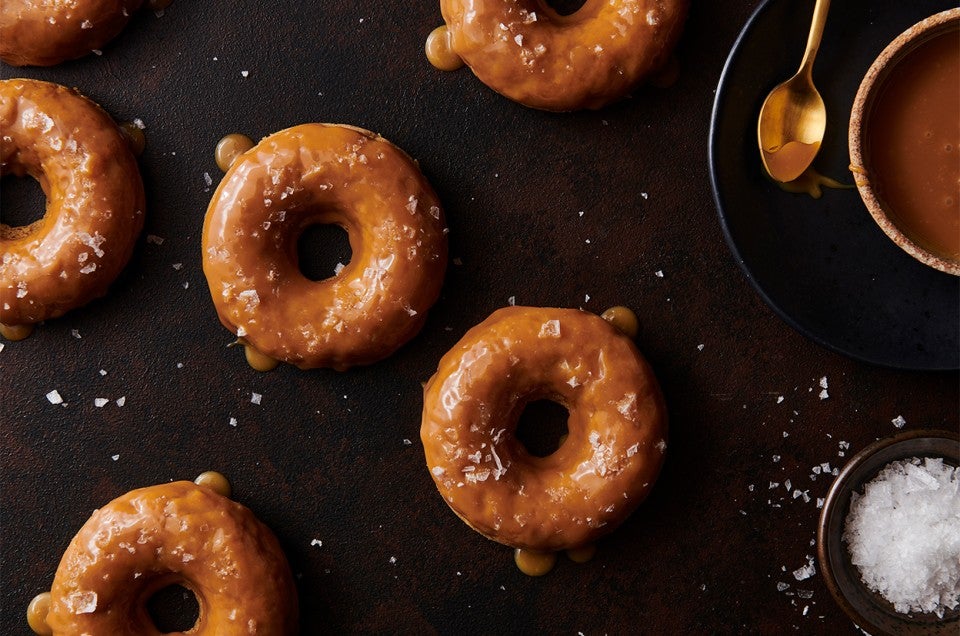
[0,323,35,341]
[565,543,596,563]
[119,121,146,156]
[600,306,639,339]
[194,471,231,498]
[425,26,465,71]
[514,548,557,576]
[215,134,255,173]
[26,592,52,636]
[776,167,850,199]
[244,342,280,372]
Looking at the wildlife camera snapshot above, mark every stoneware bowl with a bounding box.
[817,429,960,636]
[848,8,960,276]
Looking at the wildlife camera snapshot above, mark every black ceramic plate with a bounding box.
[710,0,959,370]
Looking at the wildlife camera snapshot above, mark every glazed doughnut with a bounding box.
[421,306,667,551]
[0,79,145,337]
[431,0,689,111]
[32,480,298,635]
[0,0,143,66]
[202,123,448,371]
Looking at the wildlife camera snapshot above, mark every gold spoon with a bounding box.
[757,0,831,183]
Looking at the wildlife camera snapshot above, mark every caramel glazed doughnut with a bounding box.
[33,481,298,635]
[421,306,668,551]
[203,123,448,370]
[437,0,689,110]
[1,79,145,334]
[0,0,143,66]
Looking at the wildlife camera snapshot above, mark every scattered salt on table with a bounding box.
[843,457,960,617]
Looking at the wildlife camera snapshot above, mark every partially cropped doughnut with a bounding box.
[421,306,668,551]
[31,479,298,635]
[0,0,144,66]
[0,79,145,337]
[202,123,448,371]
[431,0,689,111]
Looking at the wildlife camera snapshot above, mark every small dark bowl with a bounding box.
[818,429,960,635]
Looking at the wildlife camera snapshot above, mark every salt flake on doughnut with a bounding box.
[427,0,689,110]
[202,124,448,371]
[421,306,668,560]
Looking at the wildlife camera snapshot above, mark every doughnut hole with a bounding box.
[146,583,200,633]
[296,222,352,282]
[545,0,587,16]
[515,398,570,458]
[0,174,46,230]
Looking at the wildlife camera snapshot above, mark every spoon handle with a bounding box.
[799,0,831,78]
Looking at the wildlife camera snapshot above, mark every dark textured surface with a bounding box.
[1,1,958,634]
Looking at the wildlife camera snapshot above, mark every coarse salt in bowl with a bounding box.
[818,429,960,636]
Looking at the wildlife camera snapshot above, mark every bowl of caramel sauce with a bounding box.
[849,8,960,276]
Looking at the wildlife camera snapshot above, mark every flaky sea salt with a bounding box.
[843,457,960,617]
[46,390,63,404]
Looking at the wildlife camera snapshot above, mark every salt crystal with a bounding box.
[891,414,906,429]
[71,329,81,339]
[241,70,249,77]
[46,390,63,404]
[402,439,412,446]
[819,389,829,400]
[228,417,237,427]
[116,396,126,407]
[655,270,664,278]
[146,234,165,245]
[773,455,781,463]
[819,376,828,389]
[697,344,704,351]
[777,582,790,592]
[389,556,397,565]
[173,263,183,270]
[843,457,960,617]
[311,539,322,547]
[99,369,107,376]
[777,396,784,404]
[792,557,816,581]
[112,454,120,461]
[507,295,516,306]
[251,392,262,405]
[94,398,108,408]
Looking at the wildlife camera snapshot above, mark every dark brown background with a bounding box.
[1,1,957,634]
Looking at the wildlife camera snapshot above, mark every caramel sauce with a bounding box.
[244,342,280,372]
[776,167,850,199]
[194,471,231,498]
[119,121,146,156]
[215,134,255,173]
[425,26,465,71]
[514,548,557,576]
[26,592,51,636]
[600,306,639,339]
[866,28,960,261]
[565,543,596,563]
[763,141,821,183]
[0,323,35,341]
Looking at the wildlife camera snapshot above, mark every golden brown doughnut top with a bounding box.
[43,480,298,635]
[421,306,668,551]
[0,78,145,328]
[0,0,144,66]
[203,123,448,370]
[437,0,689,110]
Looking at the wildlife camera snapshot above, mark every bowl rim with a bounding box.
[848,8,960,277]
[817,428,960,635]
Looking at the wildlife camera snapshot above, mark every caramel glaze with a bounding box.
[0,322,34,341]
[437,0,689,110]
[193,470,231,498]
[38,481,298,635]
[425,25,465,71]
[0,79,145,330]
[421,306,668,552]
[26,592,51,636]
[777,167,849,199]
[202,123,448,370]
[215,133,255,173]
[600,305,639,339]
[0,0,144,66]
[514,548,557,576]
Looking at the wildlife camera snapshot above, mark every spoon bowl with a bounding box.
[758,0,831,182]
